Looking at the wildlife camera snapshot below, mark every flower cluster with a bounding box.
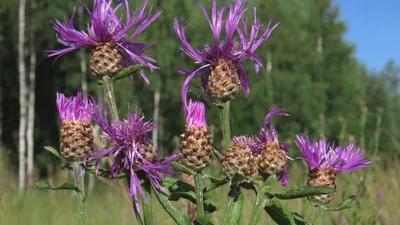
[48,0,160,79]
[222,109,290,186]
[176,0,279,104]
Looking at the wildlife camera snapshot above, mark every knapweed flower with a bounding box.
[90,108,177,209]
[179,100,214,172]
[221,135,260,181]
[254,109,290,186]
[176,0,278,104]
[56,91,96,160]
[296,135,371,205]
[48,0,161,80]
[222,109,290,185]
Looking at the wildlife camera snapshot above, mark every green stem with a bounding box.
[313,206,324,225]
[72,162,88,225]
[142,179,153,225]
[194,173,205,218]
[220,101,231,149]
[102,75,119,121]
[222,186,244,225]
[248,188,270,225]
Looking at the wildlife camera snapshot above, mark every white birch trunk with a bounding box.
[18,0,27,192]
[152,81,161,149]
[26,5,36,187]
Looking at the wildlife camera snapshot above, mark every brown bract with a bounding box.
[307,168,337,205]
[179,125,214,171]
[60,120,94,160]
[206,59,241,100]
[90,42,122,78]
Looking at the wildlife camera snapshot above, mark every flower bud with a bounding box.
[179,101,214,171]
[307,168,337,205]
[90,43,122,78]
[258,142,288,178]
[206,59,241,100]
[57,91,95,160]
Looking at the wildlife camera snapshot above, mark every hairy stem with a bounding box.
[222,186,244,225]
[220,101,231,149]
[142,179,153,225]
[72,162,88,225]
[313,206,324,225]
[248,188,270,225]
[102,75,119,121]
[194,173,205,218]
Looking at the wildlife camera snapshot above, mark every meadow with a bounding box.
[1,153,398,225]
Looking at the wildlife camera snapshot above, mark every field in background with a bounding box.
[1,154,398,225]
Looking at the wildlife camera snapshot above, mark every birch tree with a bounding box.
[26,0,36,187]
[18,0,27,192]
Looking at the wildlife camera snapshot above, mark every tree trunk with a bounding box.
[152,81,161,149]
[18,0,27,192]
[26,1,36,187]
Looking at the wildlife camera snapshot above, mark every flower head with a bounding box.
[295,135,371,173]
[254,109,290,186]
[48,0,161,80]
[179,100,214,171]
[176,0,278,104]
[90,107,177,210]
[56,91,96,160]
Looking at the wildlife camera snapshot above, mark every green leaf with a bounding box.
[222,191,244,225]
[168,192,217,213]
[213,149,223,163]
[171,162,195,175]
[292,212,313,225]
[162,177,179,189]
[112,64,147,83]
[194,217,214,225]
[230,172,245,185]
[265,201,296,225]
[203,176,228,193]
[273,186,333,200]
[85,165,127,179]
[152,186,191,225]
[44,146,61,159]
[324,195,357,211]
[34,180,81,193]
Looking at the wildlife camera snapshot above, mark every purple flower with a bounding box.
[56,91,95,121]
[176,0,278,105]
[186,100,207,127]
[295,135,371,172]
[48,0,161,82]
[90,107,178,211]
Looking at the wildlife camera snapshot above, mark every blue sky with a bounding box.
[334,0,400,71]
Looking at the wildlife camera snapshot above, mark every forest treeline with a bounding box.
[1,0,399,177]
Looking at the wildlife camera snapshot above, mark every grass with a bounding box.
[1,156,399,225]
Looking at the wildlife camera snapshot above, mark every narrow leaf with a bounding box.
[203,176,228,193]
[162,177,179,189]
[169,192,217,213]
[222,191,244,225]
[171,162,195,175]
[230,172,245,185]
[113,64,146,82]
[85,166,127,179]
[265,201,296,225]
[152,186,191,225]
[274,186,333,200]
[34,180,81,193]
[292,212,313,225]
[194,217,214,225]
[324,195,357,211]
[44,146,61,159]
